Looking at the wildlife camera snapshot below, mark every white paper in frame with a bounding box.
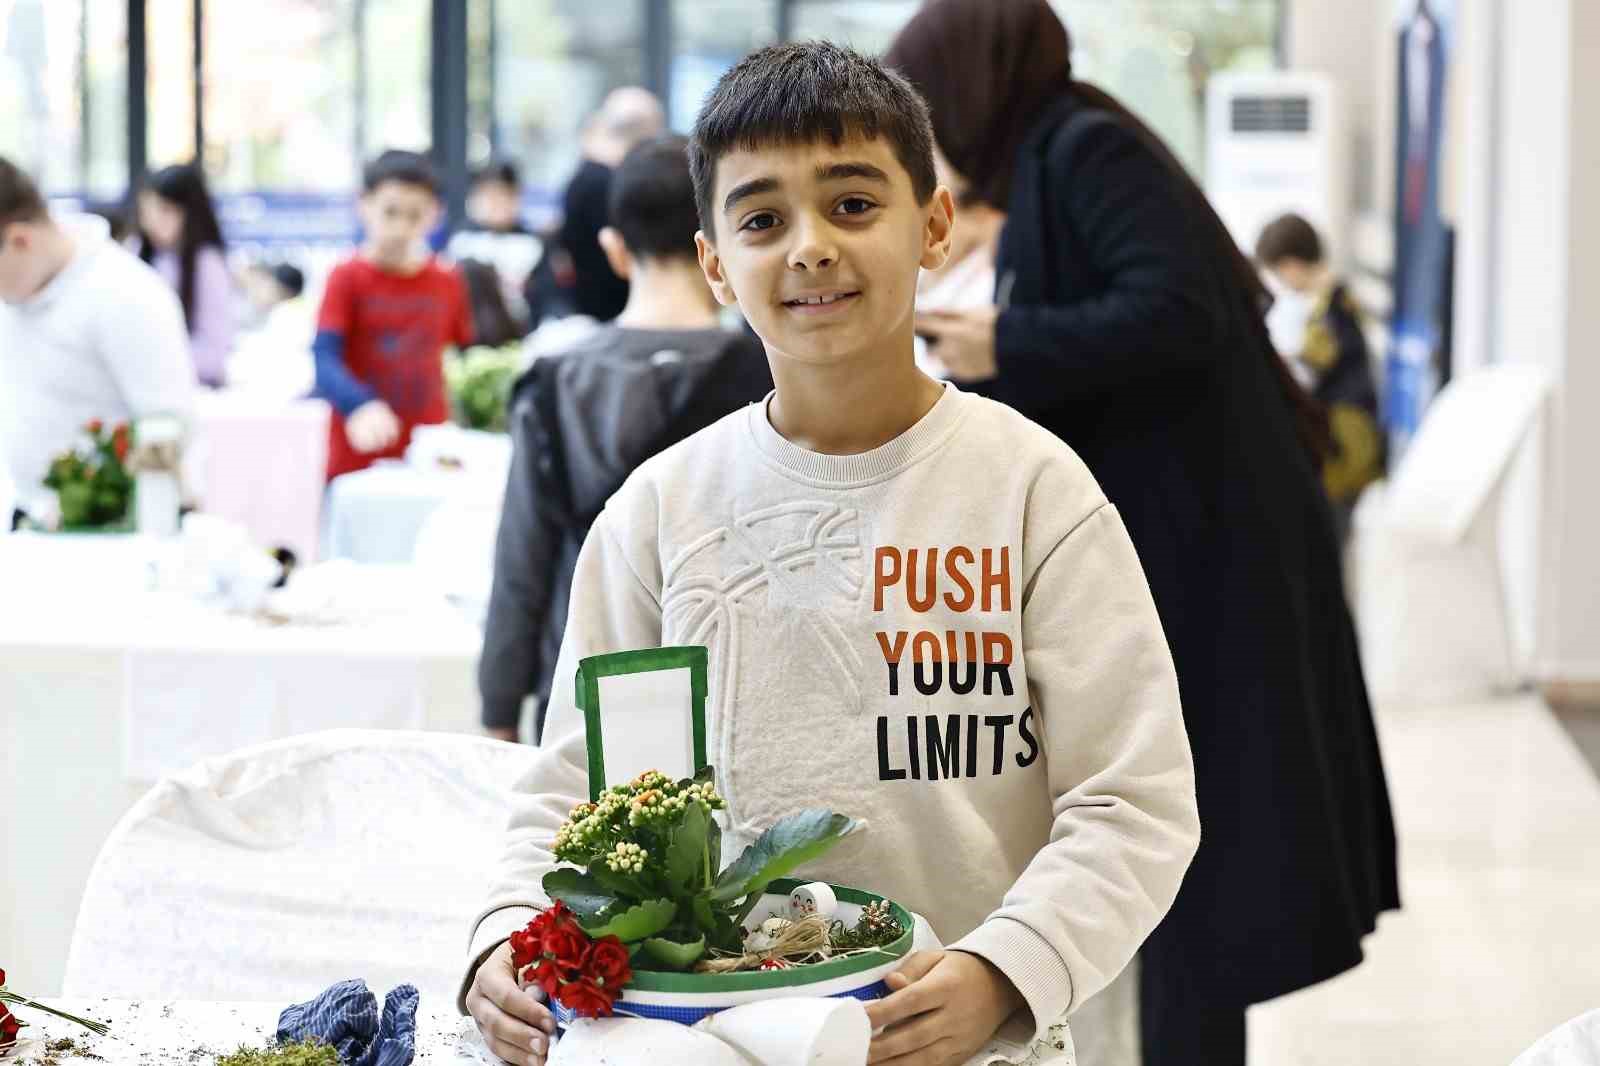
[575,646,710,801]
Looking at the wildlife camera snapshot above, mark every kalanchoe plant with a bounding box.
[543,767,858,973]
[41,419,134,530]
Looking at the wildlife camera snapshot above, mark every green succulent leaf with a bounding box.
[664,802,709,892]
[638,935,707,972]
[580,898,677,942]
[709,809,859,903]
[542,868,618,921]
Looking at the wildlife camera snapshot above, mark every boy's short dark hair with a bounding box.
[609,135,700,262]
[1256,213,1324,267]
[471,158,520,190]
[363,149,440,196]
[688,41,938,234]
[0,155,49,231]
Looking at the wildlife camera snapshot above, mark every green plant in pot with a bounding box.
[544,767,858,972]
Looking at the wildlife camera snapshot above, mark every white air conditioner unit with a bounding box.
[1205,72,1342,262]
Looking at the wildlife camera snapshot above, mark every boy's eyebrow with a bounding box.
[816,161,890,185]
[723,177,780,214]
[721,161,892,215]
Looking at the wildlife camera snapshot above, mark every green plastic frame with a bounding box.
[624,878,914,994]
[576,646,709,802]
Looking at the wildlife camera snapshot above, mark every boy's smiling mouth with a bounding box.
[782,289,862,314]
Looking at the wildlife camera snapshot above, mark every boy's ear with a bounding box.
[598,226,633,281]
[695,230,737,307]
[920,185,957,272]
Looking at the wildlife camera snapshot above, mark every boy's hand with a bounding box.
[485,726,520,743]
[465,938,557,1065]
[865,949,1026,1065]
[346,399,401,453]
[913,307,999,383]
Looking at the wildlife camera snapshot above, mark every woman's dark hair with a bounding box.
[1255,213,1325,268]
[886,0,1330,464]
[688,41,937,235]
[137,163,226,334]
[458,258,526,348]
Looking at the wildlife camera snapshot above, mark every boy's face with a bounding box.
[468,180,521,232]
[359,180,439,263]
[696,134,953,369]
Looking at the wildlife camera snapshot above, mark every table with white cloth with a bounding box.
[322,428,512,566]
[17,1001,1074,1065]
[190,391,332,563]
[0,533,484,998]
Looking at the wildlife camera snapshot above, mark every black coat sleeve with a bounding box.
[478,375,562,730]
[993,119,1227,408]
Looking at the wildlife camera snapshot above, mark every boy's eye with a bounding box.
[740,212,778,233]
[835,197,876,217]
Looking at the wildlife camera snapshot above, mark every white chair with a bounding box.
[1512,1009,1600,1065]
[1353,364,1550,706]
[63,729,538,1005]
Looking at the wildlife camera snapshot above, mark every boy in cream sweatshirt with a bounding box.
[461,42,1199,1066]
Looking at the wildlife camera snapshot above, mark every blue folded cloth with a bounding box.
[278,979,419,1066]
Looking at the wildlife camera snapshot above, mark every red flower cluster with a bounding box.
[0,1003,20,1051]
[509,902,632,1018]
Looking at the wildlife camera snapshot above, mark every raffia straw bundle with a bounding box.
[695,913,834,974]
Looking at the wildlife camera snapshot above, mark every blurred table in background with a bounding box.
[190,391,330,562]
[0,532,484,997]
[323,427,511,566]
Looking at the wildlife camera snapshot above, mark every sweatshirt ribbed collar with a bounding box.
[745,381,970,487]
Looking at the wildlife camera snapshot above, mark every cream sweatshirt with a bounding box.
[461,383,1199,1040]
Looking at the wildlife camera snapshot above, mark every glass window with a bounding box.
[670,0,778,131]
[83,0,129,199]
[493,0,645,200]
[203,0,358,193]
[785,1,919,54]
[362,0,430,156]
[0,0,127,198]
[1051,0,1281,177]
[146,0,197,169]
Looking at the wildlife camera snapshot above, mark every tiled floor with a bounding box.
[1247,697,1600,1065]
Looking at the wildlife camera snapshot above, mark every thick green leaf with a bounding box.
[706,815,722,876]
[691,895,717,934]
[664,803,709,893]
[709,809,859,903]
[587,861,649,901]
[542,868,618,921]
[638,935,707,971]
[580,898,676,942]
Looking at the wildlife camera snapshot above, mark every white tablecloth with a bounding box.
[324,458,509,567]
[20,1000,1073,1065]
[191,391,331,562]
[0,533,484,997]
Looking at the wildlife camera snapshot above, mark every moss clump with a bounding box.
[214,1038,339,1066]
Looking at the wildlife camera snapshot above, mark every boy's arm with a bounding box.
[309,265,377,416]
[950,503,1199,1041]
[478,379,561,732]
[458,507,663,1012]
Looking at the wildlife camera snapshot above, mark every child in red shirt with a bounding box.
[313,150,474,480]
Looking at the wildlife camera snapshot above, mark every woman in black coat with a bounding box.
[888,3,1400,1062]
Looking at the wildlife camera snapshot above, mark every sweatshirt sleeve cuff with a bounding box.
[950,917,1075,1045]
[457,904,542,1015]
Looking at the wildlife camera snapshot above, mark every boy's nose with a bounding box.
[787,217,838,272]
